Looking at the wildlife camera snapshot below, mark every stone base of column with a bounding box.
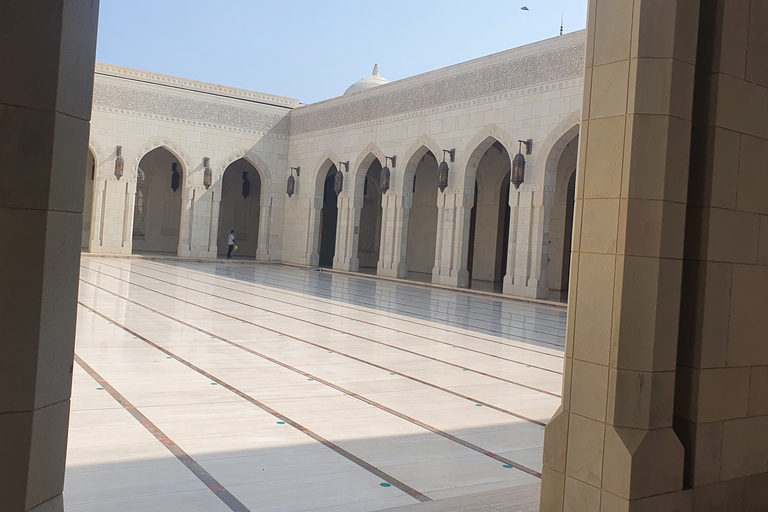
[88,244,132,255]
[432,268,469,287]
[334,259,359,272]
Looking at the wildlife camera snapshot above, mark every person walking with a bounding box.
[227,230,236,259]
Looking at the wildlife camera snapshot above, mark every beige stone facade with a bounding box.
[85,32,585,300]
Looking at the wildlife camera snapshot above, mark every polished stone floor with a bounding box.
[65,257,566,511]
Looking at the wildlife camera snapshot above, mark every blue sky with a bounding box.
[96,0,588,104]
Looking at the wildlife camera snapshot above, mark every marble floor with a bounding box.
[66,257,566,511]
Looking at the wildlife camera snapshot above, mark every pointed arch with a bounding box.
[133,137,192,181]
[313,149,341,200]
[401,134,443,189]
[87,139,105,173]
[218,149,273,194]
[462,125,517,188]
[350,143,386,195]
[537,111,581,188]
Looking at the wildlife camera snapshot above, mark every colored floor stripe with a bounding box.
[79,277,549,427]
[73,354,250,512]
[98,259,562,374]
[91,256,566,356]
[80,265,560,399]
[78,303,432,503]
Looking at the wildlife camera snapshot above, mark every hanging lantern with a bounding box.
[438,149,454,193]
[334,169,344,195]
[242,171,250,199]
[287,166,300,198]
[114,146,124,180]
[203,157,212,189]
[380,166,390,194]
[512,139,532,190]
[334,161,348,196]
[287,174,295,197]
[381,155,395,194]
[170,162,180,192]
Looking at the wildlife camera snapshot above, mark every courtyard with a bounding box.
[65,257,565,511]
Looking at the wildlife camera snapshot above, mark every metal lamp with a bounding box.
[438,149,455,193]
[287,166,300,198]
[171,162,180,192]
[512,139,532,190]
[381,156,395,194]
[114,146,124,180]
[335,161,349,196]
[203,157,212,189]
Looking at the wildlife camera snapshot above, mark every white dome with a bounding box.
[344,64,389,95]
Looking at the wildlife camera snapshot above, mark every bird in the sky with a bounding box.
[521,6,529,10]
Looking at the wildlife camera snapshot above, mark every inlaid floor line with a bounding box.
[91,258,564,361]
[72,353,252,512]
[77,302,433,504]
[88,260,562,375]
[80,266,561,398]
[129,258,567,342]
[76,300,542,480]
[78,277,550,427]
[98,258,566,353]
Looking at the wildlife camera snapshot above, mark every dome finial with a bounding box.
[373,64,379,76]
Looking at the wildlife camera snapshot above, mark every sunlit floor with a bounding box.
[65,257,566,512]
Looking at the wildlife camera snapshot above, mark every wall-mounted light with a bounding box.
[114,146,124,180]
[335,161,349,196]
[381,156,395,194]
[438,149,455,193]
[287,166,300,198]
[512,139,532,189]
[171,162,180,192]
[203,157,212,189]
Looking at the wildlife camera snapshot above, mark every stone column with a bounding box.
[256,197,272,261]
[674,0,768,507]
[333,193,362,272]
[378,192,411,278]
[307,195,322,266]
[0,2,99,511]
[88,178,106,252]
[207,188,219,256]
[432,188,473,287]
[505,186,553,299]
[121,181,135,252]
[540,1,699,510]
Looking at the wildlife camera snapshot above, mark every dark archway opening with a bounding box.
[319,165,338,267]
[358,159,383,272]
[132,147,183,255]
[218,159,262,259]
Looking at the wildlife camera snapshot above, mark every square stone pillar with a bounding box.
[540,0,699,509]
[432,188,472,287]
[675,0,768,507]
[378,192,411,278]
[0,1,99,511]
[333,193,362,272]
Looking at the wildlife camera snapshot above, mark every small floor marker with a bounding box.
[166,356,172,359]
[475,404,483,407]
[211,383,218,385]
[503,465,514,469]
[380,483,392,487]
[308,378,314,381]
[96,387,104,390]
[389,372,396,375]
[462,369,468,371]
[276,421,285,425]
